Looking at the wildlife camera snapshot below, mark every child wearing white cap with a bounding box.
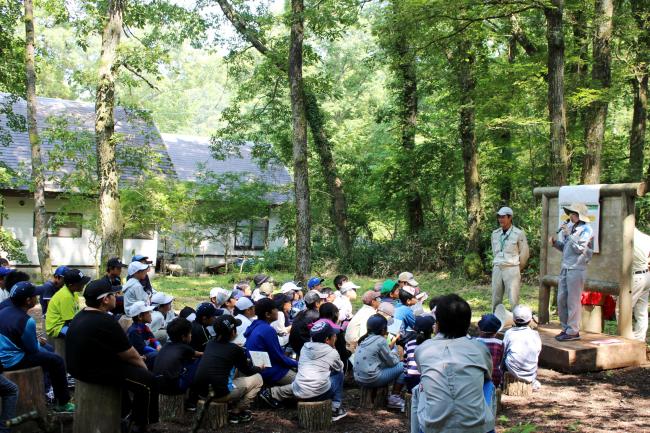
[126,301,161,370]
[502,305,542,390]
[232,297,256,346]
[150,292,175,344]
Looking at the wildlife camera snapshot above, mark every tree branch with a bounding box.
[123,63,159,91]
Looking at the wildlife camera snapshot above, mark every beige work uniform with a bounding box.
[491,225,529,310]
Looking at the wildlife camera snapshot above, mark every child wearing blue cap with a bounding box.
[37,265,68,316]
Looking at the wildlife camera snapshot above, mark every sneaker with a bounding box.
[532,380,542,391]
[228,411,240,424]
[386,394,404,409]
[258,388,282,409]
[554,330,566,340]
[332,407,347,421]
[238,410,252,423]
[185,401,197,412]
[66,374,76,389]
[556,332,580,341]
[53,402,75,413]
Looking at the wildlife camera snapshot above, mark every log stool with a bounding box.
[73,380,122,433]
[404,393,412,420]
[359,386,388,409]
[503,373,532,397]
[297,400,332,431]
[196,400,228,429]
[4,367,47,433]
[159,393,185,423]
[496,389,503,415]
[53,338,66,366]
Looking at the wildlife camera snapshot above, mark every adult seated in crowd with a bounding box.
[289,290,327,356]
[333,281,359,324]
[0,282,73,412]
[346,290,381,351]
[153,317,202,409]
[233,297,255,347]
[37,266,68,316]
[292,321,347,421]
[66,278,158,432]
[0,361,18,433]
[244,298,298,403]
[379,279,399,304]
[0,267,12,303]
[192,315,263,424]
[503,305,542,390]
[127,301,162,370]
[45,269,90,339]
[353,314,404,409]
[411,294,494,433]
[190,303,220,352]
[123,261,154,317]
[102,258,127,315]
[150,292,175,344]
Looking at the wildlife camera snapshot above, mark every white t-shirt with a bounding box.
[233,314,253,346]
[633,228,650,272]
[333,292,353,322]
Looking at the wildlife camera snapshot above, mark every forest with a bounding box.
[1,0,649,282]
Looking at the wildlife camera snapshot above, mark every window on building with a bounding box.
[234,219,268,250]
[38,212,83,238]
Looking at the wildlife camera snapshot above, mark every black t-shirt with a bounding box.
[193,339,259,398]
[153,342,195,393]
[289,308,319,354]
[66,309,132,384]
[190,321,210,352]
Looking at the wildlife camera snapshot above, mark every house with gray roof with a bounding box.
[0,95,290,275]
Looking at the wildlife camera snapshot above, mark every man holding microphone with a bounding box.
[550,203,593,342]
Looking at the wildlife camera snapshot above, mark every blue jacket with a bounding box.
[0,303,41,368]
[244,319,297,383]
[394,302,416,332]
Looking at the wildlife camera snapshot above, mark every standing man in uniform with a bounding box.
[491,207,529,312]
[550,203,593,342]
[632,228,650,342]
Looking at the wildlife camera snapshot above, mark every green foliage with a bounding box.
[0,227,28,263]
[463,252,484,280]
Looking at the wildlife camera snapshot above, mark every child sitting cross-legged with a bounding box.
[127,301,162,370]
[292,320,347,421]
[503,305,542,391]
[353,314,405,410]
[476,313,504,389]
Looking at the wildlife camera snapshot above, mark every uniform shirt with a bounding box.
[491,225,529,268]
[633,228,650,272]
[553,222,593,270]
[45,286,80,337]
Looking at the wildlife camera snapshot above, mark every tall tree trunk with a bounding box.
[393,27,424,233]
[581,0,613,184]
[96,0,124,265]
[631,0,650,182]
[24,0,52,280]
[215,0,351,265]
[544,0,569,186]
[289,0,311,284]
[455,39,481,255]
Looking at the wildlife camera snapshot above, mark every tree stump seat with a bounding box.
[503,372,532,397]
[3,367,47,433]
[297,400,332,431]
[159,393,186,423]
[404,392,412,420]
[359,386,389,409]
[196,400,228,429]
[73,380,122,433]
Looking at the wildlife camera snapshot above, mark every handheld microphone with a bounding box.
[556,222,568,234]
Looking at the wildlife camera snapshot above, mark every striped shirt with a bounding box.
[404,339,421,378]
[477,337,503,387]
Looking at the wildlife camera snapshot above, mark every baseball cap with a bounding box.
[129,301,155,317]
[280,281,301,294]
[214,315,242,335]
[151,292,174,306]
[231,288,245,300]
[362,290,381,305]
[310,320,340,343]
[377,301,395,317]
[259,282,274,296]
[107,257,127,268]
[414,315,436,333]
[132,254,153,264]
[340,281,360,293]
[478,313,501,333]
[513,305,533,324]
[304,289,327,305]
[398,272,419,287]
[53,266,69,277]
[196,302,219,318]
[401,286,416,296]
[380,279,397,295]
[497,206,513,216]
[307,277,325,289]
[179,306,196,322]
[0,267,12,277]
[127,261,149,276]
[273,293,291,309]
[235,297,254,311]
[253,274,270,286]
[64,269,91,286]
[84,278,121,301]
[9,281,37,300]
[210,287,233,306]
[367,314,389,334]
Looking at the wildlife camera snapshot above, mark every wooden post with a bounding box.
[196,400,228,429]
[581,305,604,333]
[619,193,635,339]
[297,400,332,431]
[539,193,551,324]
[159,394,185,423]
[404,393,412,421]
[73,380,122,433]
[359,386,388,409]
[503,372,532,397]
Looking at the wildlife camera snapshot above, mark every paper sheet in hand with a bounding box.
[249,351,272,368]
[387,319,403,336]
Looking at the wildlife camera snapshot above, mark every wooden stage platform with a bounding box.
[537,324,647,373]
